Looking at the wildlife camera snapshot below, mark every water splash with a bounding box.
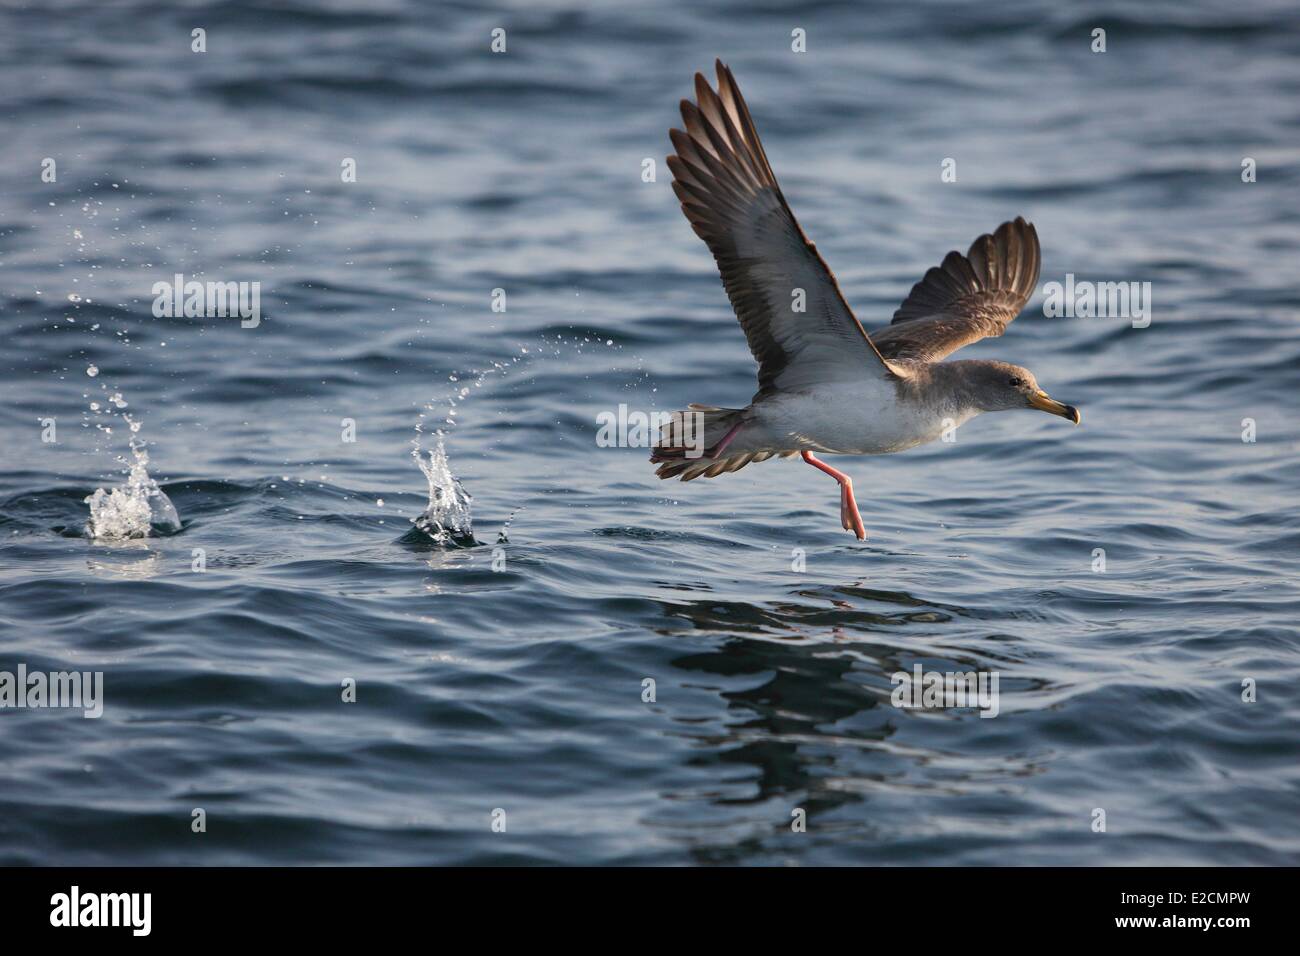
[85,445,181,540]
[406,358,518,547]
[405,347,543,546]
[410,439,474,545]
[60,197,180,541]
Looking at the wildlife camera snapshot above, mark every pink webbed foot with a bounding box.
[801,451,867,541]
[839,479,866,541]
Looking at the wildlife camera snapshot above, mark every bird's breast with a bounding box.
[759,381,962,455]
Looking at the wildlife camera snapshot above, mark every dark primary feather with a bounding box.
[667,59,895,396]
[870,217,1042,364]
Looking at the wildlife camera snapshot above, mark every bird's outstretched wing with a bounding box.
[870,217,1041,364]
[667,60,896,397]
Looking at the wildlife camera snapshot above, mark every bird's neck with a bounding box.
[916,361,990,419]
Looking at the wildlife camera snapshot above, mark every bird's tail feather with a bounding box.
[651,404,785,481]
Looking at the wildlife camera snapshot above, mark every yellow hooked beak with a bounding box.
[1028,390,1081,425]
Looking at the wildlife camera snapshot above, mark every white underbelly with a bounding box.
[754,382,960,455]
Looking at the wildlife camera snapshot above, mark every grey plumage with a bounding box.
[651,61,1077,517]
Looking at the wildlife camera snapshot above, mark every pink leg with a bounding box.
[801,451,866,540]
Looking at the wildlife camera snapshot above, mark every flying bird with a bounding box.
[651,60,1079,540]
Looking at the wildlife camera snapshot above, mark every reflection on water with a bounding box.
[672,630,883,813]
[661,588,928,819]
[655,582,1061,863]
[86,549,163,580]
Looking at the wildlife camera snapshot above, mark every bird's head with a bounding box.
[966,361,1080,424]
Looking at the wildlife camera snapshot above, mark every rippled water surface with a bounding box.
[2,0,1298,864]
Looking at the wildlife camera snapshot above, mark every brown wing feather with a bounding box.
[871,217,1042,364]
[668,60,895,395]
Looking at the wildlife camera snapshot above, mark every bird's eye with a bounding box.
[1008,376,1025,388]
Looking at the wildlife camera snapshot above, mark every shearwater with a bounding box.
[651,61,1080,539]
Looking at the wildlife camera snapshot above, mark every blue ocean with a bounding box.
[1,0,1297,864]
